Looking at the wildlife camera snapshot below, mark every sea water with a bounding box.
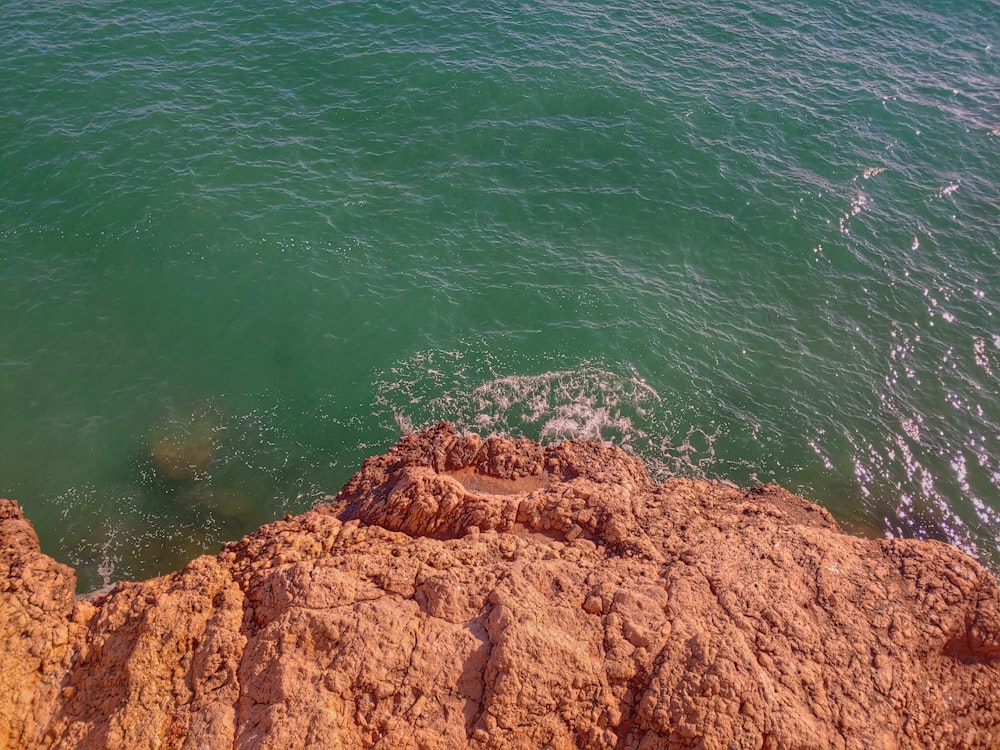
[1,0,997,590]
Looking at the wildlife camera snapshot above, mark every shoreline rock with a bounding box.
[2,423,999,748]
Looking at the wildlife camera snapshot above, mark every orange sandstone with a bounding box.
[1,423,998,749]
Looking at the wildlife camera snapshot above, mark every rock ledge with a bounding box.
[2,423,999,748]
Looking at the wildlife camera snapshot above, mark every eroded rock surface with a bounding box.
[2,423,999,749]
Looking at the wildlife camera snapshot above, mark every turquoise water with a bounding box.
[2,0,998,590]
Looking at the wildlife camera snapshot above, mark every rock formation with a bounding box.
[2,423,999,749]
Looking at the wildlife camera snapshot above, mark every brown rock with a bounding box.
[0,504,77,749]
[1,422,999,749]
[147,412,219,481]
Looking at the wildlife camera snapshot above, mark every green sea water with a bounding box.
[2,0,998,590]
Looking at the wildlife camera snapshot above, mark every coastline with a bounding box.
[2,423,999,748]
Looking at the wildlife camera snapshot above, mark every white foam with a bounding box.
[838,191,868,234]
[372,349,726,481]
[936,182,960,198]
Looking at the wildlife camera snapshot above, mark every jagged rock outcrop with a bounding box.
[2,423,999,749]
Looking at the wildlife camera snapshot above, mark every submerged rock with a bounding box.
[1,423,999,748]
[147,409,221,481]
[175,485,254,522]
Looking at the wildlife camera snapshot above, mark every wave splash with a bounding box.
[373,348,727,481]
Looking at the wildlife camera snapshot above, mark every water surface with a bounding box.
[1,0,997,589]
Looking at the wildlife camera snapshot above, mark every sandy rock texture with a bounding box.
[2,422,999,749]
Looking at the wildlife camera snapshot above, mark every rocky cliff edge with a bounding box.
[2,423,999,749]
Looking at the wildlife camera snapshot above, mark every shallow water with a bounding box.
[1,0,998,590]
